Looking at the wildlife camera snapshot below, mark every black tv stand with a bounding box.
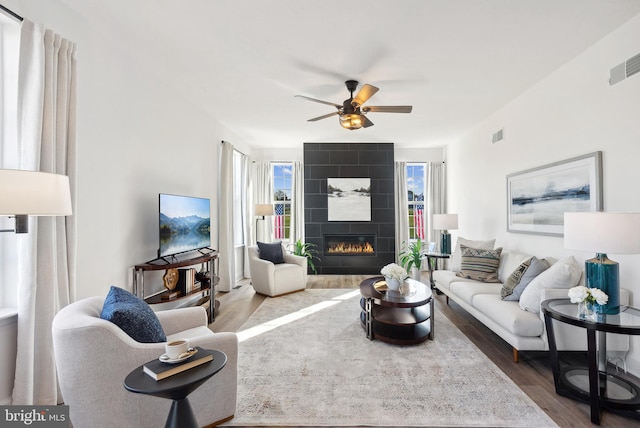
[133,249,219,323]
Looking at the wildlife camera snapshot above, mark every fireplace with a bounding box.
[323,234,376,256]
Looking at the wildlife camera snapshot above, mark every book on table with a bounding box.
[143,346,214,381]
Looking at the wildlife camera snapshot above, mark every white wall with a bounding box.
[5,0,248,300]
[447,13,640,373]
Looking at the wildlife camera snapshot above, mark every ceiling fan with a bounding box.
[295,80,412,130]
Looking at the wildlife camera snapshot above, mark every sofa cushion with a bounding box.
[519,256,582,313]
[257,241,285,264]
[100,286,167,343]
[474,294,544,337]
[497,251,534,283]
[503,257,550,301]
[456,246,502,282]
[450,237,495,271]
[432,270,478,292]
[449,281,501,306]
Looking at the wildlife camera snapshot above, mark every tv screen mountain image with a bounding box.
[159,194,211,257]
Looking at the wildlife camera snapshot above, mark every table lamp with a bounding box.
[255,204,274,238]
[564,212,640,315]
[0,169,72,233]
[433,214,458,255]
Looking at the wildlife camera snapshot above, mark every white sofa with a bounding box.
[433,247,630,362]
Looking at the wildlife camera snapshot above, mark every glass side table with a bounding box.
[424,253,450,290]
[542,299,640,425]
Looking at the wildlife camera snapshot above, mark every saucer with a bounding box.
[159,347,197,364]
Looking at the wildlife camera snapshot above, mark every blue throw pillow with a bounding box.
[100,286,167,343]
[257,241,285,264]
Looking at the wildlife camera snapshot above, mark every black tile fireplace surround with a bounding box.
[304,142,395,274]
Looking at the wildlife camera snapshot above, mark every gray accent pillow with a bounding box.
[450,237,495,272]
[456,245,502,282]
[503,257,550,301]
[501,257,532,299]
[257,241,285,264]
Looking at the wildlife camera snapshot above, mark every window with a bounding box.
[272,162,292,241]
[407,163,426,240]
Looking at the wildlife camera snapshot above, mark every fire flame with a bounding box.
[327,242,374,254]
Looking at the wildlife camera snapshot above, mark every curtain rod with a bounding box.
[0,4,23,21]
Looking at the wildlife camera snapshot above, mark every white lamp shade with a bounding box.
[0,169,72,216]
[564,212,640,254]
[433,214,458,231]
[255,204,274,216]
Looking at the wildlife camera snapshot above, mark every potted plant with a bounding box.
[289,239,321,274]
[399,238,424,280]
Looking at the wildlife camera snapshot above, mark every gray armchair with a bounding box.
[248,244,307,296]
[52,296,237,427]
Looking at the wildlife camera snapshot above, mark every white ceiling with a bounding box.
[58,0,640,149]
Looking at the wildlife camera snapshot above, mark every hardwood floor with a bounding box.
[212,274,638,428]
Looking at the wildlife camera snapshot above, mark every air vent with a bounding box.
[491,128,504,144]
[609,52,640,85]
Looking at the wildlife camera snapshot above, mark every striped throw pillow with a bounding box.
[456,245,503,282]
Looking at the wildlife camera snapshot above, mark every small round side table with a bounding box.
[124,349,227,428]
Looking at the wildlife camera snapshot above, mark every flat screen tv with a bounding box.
[159,193,211,257]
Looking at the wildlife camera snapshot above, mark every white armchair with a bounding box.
[248,244,307,296]
[52,296,237,427]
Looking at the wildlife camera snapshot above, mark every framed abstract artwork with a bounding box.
[506,151,603,236]
[327,178,371,221]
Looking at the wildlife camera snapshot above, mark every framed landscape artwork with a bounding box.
[327,178,371,221]
[506,151,603,236]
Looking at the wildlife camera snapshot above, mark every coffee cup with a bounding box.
[165,339,189,359]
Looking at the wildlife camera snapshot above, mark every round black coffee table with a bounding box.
[124,349,227,428]
[359,276,434,345]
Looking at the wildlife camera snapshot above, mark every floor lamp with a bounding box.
[564,212,640,315]
[432,214,458,255]
[255,204,274,242]
[0,169,72,233]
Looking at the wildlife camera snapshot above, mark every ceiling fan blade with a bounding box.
[308,111,340,122]
[362,115,374,128]
[362,105,413,113]
[295,95,341,109]
[351,84,379,107]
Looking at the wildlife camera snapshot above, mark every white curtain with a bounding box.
[394,161,408,262]
[240,153,252,279]
[12,20,77,405]
[251,161,272,243]
[289,161,304,244]
[218,141,234,292]
[427,162,445,248]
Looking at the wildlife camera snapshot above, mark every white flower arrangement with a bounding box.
[568,285,609,306]
[380,263,408,281]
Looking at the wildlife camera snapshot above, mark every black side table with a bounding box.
[542,299,640,425]
[424,253,450,290]
[124,349,227,428]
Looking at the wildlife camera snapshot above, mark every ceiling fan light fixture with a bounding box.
[339,114,363,130]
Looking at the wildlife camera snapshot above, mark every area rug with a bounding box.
[222,289,558,427]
